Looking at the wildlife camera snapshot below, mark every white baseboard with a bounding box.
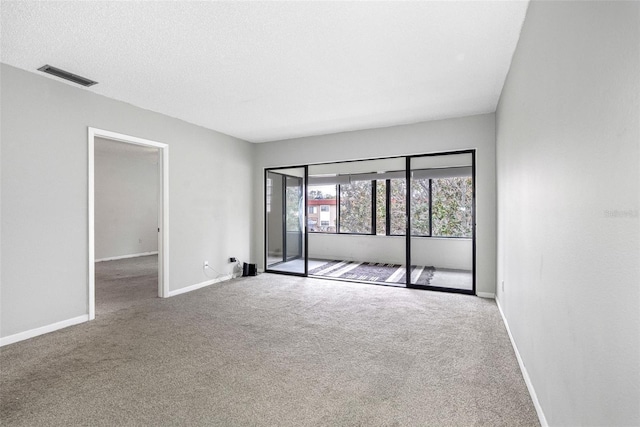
[95,251,158,262]
[477,292,495,299]
[168,274,234,297]
[0,314,89,347]
[496,298,548,427]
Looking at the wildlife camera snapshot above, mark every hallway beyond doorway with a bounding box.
[95,255,158,316]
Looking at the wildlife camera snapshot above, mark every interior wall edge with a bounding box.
[495,297,548,427]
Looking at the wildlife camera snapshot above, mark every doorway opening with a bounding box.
[88,128,169,320]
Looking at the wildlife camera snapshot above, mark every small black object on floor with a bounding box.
[242,262,257,276]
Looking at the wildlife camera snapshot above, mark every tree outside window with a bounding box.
[339,181,372,234]
[432,176,472,237]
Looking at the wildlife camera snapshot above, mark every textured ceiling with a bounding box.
[1,1,528,143]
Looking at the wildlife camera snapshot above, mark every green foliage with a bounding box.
[339,180,372,233]
[410,179,430,235]
[376,180,386,234]
[309,189,336,200]
[432,177,472,237]
[285,185,301,231]
[307,175,472,237]
[389,179,406,234]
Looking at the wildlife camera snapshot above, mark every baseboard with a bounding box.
[495,298,549,427]
[476,292,495,299]
[95,251,158,262]
[0,314,89,347]
[168,274,234,297]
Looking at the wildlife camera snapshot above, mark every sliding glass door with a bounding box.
[265,167,307,275]
[264,152,475,295]
[407,152,475,293]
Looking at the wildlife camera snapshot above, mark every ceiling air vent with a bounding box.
[37,65,98,87]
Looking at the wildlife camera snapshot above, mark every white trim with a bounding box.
[159,145,169,298]
[496,298,549,427]
[0,315,89,347]
[88,129,95,320]
[95,251,159,262]
[88,127,170,322]
[167,275,233,297]
[476,292,495,299]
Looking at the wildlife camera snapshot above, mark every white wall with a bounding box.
[1,64,253,339]
[496,1,639,425]
[95,139,158,260]
[253,113,495,295]
[309,234,471,270]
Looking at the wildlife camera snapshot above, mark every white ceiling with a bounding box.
[1,1,528,143]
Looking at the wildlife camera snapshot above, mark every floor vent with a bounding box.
[37,65,98,87]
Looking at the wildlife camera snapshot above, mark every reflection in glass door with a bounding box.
[265,167,307,275]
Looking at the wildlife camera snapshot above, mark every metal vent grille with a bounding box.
[37,65,98,87]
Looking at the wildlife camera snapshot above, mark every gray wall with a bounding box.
[496,1,639,425]
[253,113,496,295]
[308,234,472,271]
[95,139,158,260]
[1,64,253,338]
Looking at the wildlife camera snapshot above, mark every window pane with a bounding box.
[410,178,430,236]
[389,179,406,235]
[285,178,301,232]
[307,184,337,233]
[432,176,472,237]
[339,180,372,234]
[376,180,386,235]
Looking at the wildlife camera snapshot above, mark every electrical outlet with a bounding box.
[204,261,209,268]
[229,257,237,263]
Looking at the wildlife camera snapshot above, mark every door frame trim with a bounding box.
[87,127,170,320]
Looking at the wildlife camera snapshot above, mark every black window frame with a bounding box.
[336,181,376,235]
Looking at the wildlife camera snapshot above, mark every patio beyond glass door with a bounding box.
[265,167,307,275]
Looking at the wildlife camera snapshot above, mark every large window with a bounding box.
[308,184,337,233]
[432,176,472,237]
[339,181,372,234]
[410,178,431,236]
[389,179,406,235]
[375,180,386,235]
[308,172,472,238]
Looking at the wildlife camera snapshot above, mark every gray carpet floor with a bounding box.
[95,255,159,316]
[1,267,539,426]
